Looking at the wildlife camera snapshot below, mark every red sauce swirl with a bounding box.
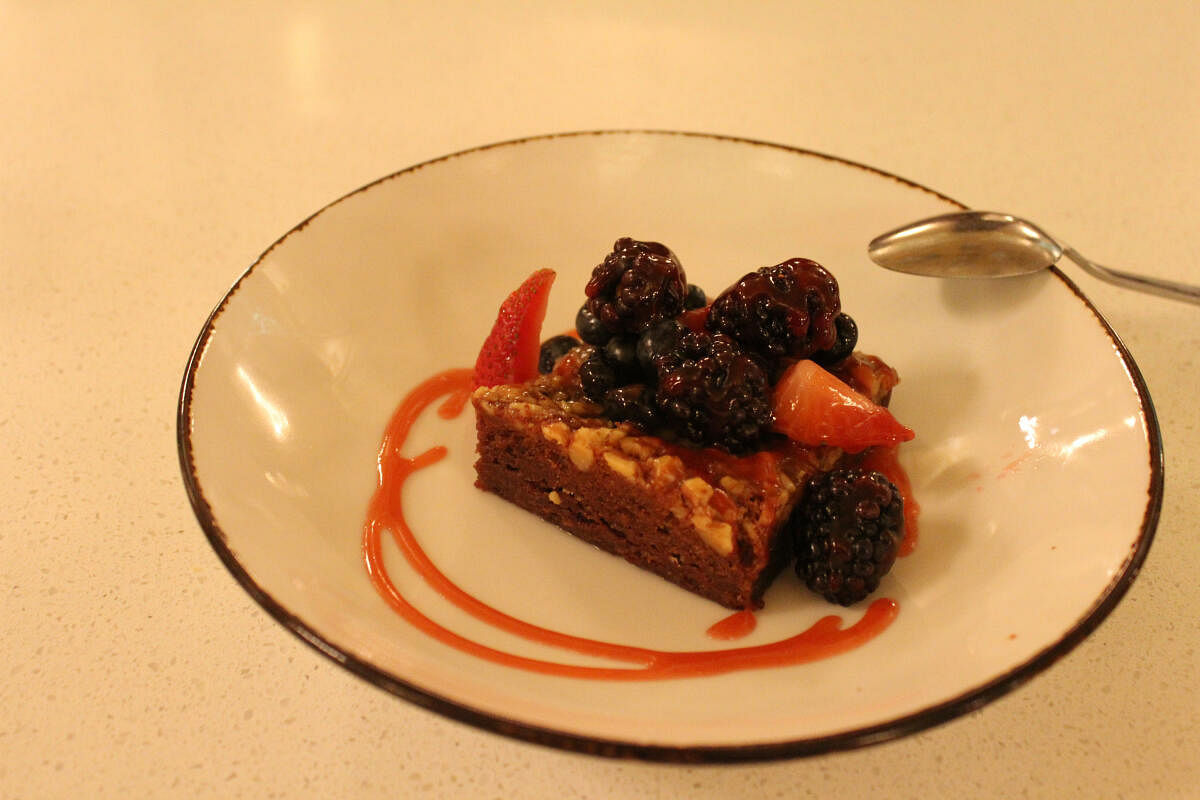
[362,368,901,680]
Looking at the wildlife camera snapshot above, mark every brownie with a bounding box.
[469,349,894,609]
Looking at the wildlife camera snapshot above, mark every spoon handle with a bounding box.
[1062,247,1200,305]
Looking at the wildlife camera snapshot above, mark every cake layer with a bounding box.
[472,371,843,608]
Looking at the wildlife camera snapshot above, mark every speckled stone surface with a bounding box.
[2,2,1197,797]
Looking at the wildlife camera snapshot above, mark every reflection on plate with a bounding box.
[178,131,1161,761]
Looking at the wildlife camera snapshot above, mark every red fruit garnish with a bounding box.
[473,269,557,388]
[772,360,914,452]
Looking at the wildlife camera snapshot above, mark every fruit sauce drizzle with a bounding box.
[362,367,913,681]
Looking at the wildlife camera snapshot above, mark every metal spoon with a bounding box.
[868,210,1200,305]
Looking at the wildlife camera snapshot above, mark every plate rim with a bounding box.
[176,129,1164,762]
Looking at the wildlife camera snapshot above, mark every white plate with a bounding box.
[178,131,1161,760]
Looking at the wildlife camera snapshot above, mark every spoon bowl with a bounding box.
[869,212,1061,278]
[868,210,1200,304]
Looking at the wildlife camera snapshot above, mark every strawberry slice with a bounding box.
[473,269,557,388]
[772,359,914,452]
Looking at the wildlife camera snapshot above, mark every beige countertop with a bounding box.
[3,2,1197,797]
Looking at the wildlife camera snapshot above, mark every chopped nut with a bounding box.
[618,437,656,459]
[567,437,594,471]
[648,455,684,488]
[576,426,625,447]
[718,475,753,503]
[562,400,604,416]
[540,422,570,446]
[547,491,562,505]
[741,519,768,542]
[681,476,714,508]
[602,452,638,480]
[707,487,737,520]
[691,513,734,555]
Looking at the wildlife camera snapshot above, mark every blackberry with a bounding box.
[706,257,841,366]
[812,313,858,368]
[789,469,904,606]
[651,330,772,453]
[538,334,580,374]
[578,349,618,401]
[603,384,661,430]
[584,238,688,336]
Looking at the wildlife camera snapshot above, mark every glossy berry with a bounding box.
[684,283,708,310]
[651,330,772,453]
[678,304,711,333]
[603,335,641,382]
[575,303,610,345]
[812,313,858,367]
[635,319,686,374]
[585,238,688,336]
[603,384,661,430]
[790,468,904,605]
[538,334,580,374]
[578,349,618,401]
[706,258,841,365]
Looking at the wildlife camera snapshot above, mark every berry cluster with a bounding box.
[537,238,861,452]
[530,237,906,604]
[537,237,864,453]
[789,468,904,605]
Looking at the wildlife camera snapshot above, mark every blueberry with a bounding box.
[575,303,610,345]
[603,335,640,381]
[636,319,685,374]
[538,334,580,374]
[684,283,707,310]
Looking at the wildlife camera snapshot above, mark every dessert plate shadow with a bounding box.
[178,131,1161,761]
